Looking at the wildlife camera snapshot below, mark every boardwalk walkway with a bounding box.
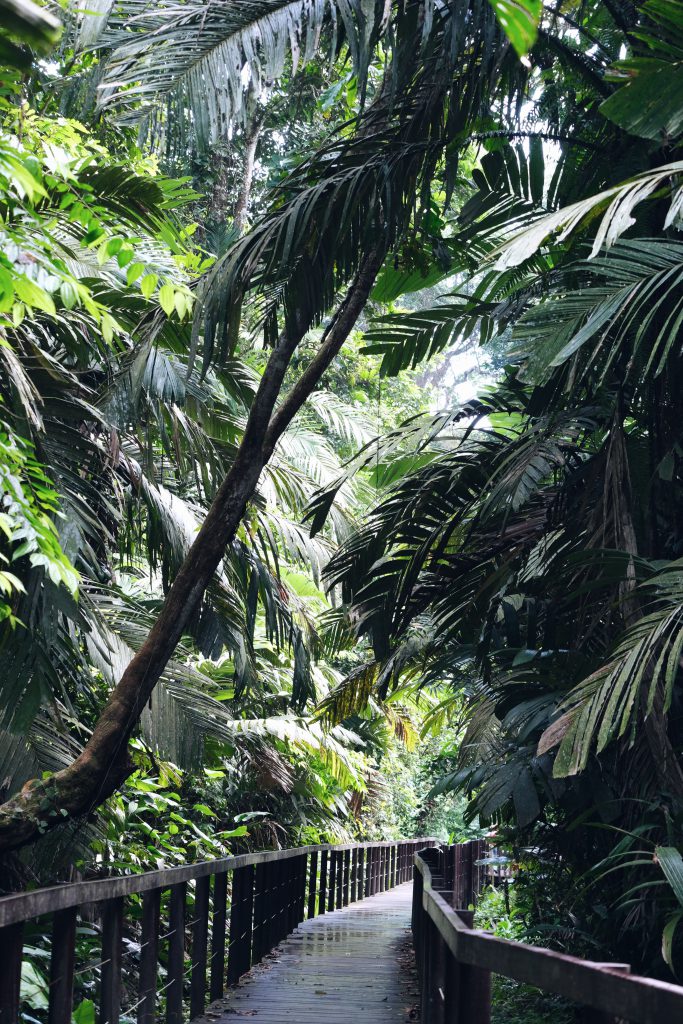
[201,882,418,1024]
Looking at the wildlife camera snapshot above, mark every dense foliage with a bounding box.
[4,0,683,999]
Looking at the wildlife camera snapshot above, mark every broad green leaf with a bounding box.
[140,273,158,299]
[158,282,175,316]
[126,262,145,285]
[73,998,96,1024]
[20,961,48,1010]
[487,0,541,57]
[663,910,683,970]
[14,276,55,316]
[601,61,683,141]
[657,846,683,907]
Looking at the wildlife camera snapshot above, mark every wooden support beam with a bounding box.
[138,888,161,1024]
[100,897,123,1024]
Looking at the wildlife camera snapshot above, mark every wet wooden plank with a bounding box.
[197,884,418,1024]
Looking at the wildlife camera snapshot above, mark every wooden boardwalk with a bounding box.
[201,882,419,1023]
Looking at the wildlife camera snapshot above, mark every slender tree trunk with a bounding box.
[233,112,263,234]
[0,246,384,854]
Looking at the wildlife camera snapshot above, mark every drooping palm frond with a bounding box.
[494,160,683,269]
[186,0,521,371]
[514,239,683,387]
[542,559,683,778]
[97,0,379,150]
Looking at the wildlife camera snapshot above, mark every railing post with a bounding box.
[343,849,351,906]
[336,850,344,909]
[431,927,448,1024]
[443,946,461,1023]
[227,864,254,985]
[307,851,318,919]
[455,910,491,1024]
[579,965,631,1024]
[296,854,307,927]
[252,862,268,964]
[100,897,124,1024]
[327,851,337,912]
[285,858,297,936]
[445,844,455,894]
[190,876,210,1018]
[350,847,358,902]
[0,923,23,1024]
[454,844,463,908]
[138,888,161,1024]
[210,872,228,1002]
[411,857,423,957]
[462,843,474,909]
[420,914,434,1022]
[319,850,328,916]
[48,907,77,1024]
[166,883,186,1024]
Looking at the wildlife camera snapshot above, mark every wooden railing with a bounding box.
[412,844,683,1024]
[0,838,435,1024]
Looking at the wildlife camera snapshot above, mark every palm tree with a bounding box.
[0,0,537,852]
[317,0,683,848]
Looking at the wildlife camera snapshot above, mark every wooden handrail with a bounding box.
[412,844,683,1024]
[0,837,438,1024]
[0,839,433,928]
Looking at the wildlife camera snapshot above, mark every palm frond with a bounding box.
[98,0,375,149]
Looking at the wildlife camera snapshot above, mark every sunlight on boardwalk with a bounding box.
[203,882,418,1023]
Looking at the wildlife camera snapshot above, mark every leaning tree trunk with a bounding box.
[0,247,384,853]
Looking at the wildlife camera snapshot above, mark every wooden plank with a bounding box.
[100,897,123,1024]
[190,876,210,1018]
[166,883,186,1024]
[213,883,417,1024]
[48,907,77,1024]
[0,922,23,1024]
[210,872,228,1002]
[137,888,161,1024]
